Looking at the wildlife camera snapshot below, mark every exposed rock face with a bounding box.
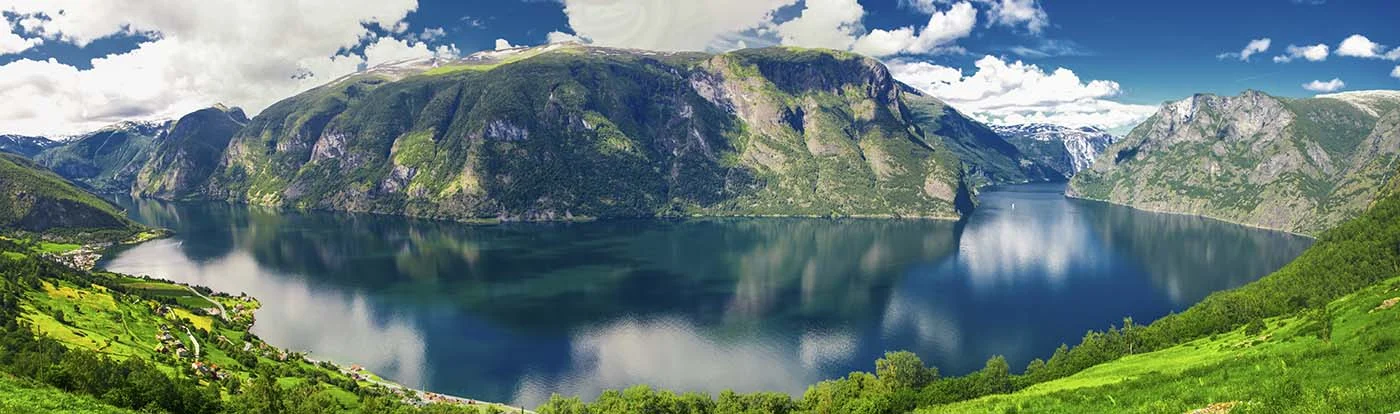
[200,46,1002,221]
[905,98,1064,186]
[1069,90,1400,235]
[992,123,1119,177]
[26,46,1061,222]
[132,105,247,199]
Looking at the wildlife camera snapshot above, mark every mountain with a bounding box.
[33,120,171,193]
[194,45,1055,221]
[992,123,1118,177]
[1069,90,1400,235]
[133,105,248,199]
[0,153,141,239]
[0,134,59,157]
[905,98,1064,186]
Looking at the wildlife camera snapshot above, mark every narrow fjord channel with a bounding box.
[99,183,1311,407]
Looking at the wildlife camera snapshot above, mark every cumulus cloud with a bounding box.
[0,22,42,54]
[0,0,459,136]
[888,56,1158,129]
[546,31,588,45]
[1393,65,1400,79]
[980,0,1048,33]
[1335,34,1400,61]
[1273,43,1329,63]
[557,0,796,51]
[1217,38,1270,61]
[1302,78,1345,92]
[494,38,516,50]
[552,0,1024,57]
[850,2,977,57]
[773,0,865,51]
[900,0,1046,33]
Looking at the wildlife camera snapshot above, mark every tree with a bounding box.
[978,355,1011,395]
[233,369,285,414]
[874,351,937,391]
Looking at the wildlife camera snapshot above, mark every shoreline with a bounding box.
[1061,193,1317,239]
[89,241,534,413]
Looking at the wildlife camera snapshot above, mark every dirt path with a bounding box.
[186,286,229,322]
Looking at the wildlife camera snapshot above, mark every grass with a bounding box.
[921,277,1400,413]
[36,242,81,254]
[0,372,136,414]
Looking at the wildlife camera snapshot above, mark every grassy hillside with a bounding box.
[0,238,523,413]
[924,275,1400,413]
[0,153,142,241]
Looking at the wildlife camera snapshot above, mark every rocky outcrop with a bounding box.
[132,105,247,199]
[992,123,1118,177]
[201,46,990,221]
[1069,90,1400,235]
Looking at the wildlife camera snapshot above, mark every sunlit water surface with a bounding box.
[101,183,1312,407]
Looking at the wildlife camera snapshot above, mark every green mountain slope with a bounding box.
[133,105,248,199]
[0,153,141,240]
[33,121,169,194]
[1069,90,1400,235]
[904,94,1064,186]
[200,46,994,220]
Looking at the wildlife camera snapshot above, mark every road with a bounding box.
[186,286,229,322]
[182,326,200,357]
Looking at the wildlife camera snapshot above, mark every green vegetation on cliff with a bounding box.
[0,238,522,413]
[133,105,248,199]
[201,45,987,221]
[1070,90,1400,235]
[0,153,142,241]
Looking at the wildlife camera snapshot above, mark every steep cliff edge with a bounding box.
[1069,90,1400,235]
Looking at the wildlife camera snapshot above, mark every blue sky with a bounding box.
[1,0,1397,135]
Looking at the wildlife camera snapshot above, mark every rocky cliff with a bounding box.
[197,45,1042,221]
[1069,90,1400,235]
[133,105,248,199]
[992,123,1118,177]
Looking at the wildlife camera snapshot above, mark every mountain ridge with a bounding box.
[1068,89,1400,235]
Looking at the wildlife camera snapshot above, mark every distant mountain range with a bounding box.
[0,134,60,157]
[1071,90,1400,235]
[991,123,1119,178]
[17,45,1069,222]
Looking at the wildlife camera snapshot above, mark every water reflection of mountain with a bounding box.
[1076,200,1312,305]
[101,192,1314,407]
[110,198,963,332]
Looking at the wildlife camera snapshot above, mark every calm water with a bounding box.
[100,183,1312,407]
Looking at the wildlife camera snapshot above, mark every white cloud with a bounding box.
[980,0,1048,34]
[1337,34,1382,58]
[899,0,1045,33]
[887,56,1158,129]
[558,0,796,51]
[546,31,588,45]
[0,0,460,136]
[0,22,43,55]
[1273,43,1329,63]
[850,2,977,57]
[1302,78,1345,92]
[773,0,865,51]
[1393,65,1400,79]
[494,38,516,51]
[419,27,446,41]
[1216,38,1270,61]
